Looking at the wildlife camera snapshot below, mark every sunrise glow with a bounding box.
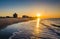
[36,13,41,18]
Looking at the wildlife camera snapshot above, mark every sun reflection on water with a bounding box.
[34,18,41,35]
[36,18,40,27]
[31,18,42,39]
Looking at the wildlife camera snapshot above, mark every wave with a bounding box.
[9,19,60,39]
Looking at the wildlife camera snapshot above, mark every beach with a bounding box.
[0,18,60,39]
[0,18,35,28]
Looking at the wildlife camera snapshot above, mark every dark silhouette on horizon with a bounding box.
[0,13,34,18]
[22,15,29,18]
[13,13,18,18]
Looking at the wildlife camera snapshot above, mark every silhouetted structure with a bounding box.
[13,13,18,18]
[6,16,10,18]
[6,16,13,18]
[22,15,29,18]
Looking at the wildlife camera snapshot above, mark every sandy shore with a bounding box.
[0,18,35,28]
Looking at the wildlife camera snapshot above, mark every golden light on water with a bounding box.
[32,18,41,39]
[32,16,44,39]
[36,18,40,27]
[31,13,43,39]
[34,14,41,35]
[36,13,41,27]
[35,18,40,34]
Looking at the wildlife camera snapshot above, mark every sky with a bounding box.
[0,0,60,18]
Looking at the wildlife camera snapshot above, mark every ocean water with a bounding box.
[0,18,60,39]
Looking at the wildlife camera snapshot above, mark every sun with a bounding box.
[36,13,41,17]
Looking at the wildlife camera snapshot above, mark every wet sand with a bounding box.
[0,18,35,28]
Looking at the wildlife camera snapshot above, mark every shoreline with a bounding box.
[0,18,36,30]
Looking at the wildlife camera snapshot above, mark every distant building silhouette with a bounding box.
[22,15,29,18]
[6,16,10,18]
[6,16,12,18]
[13,13,18,18]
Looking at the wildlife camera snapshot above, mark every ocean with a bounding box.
[0,18,60,39]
